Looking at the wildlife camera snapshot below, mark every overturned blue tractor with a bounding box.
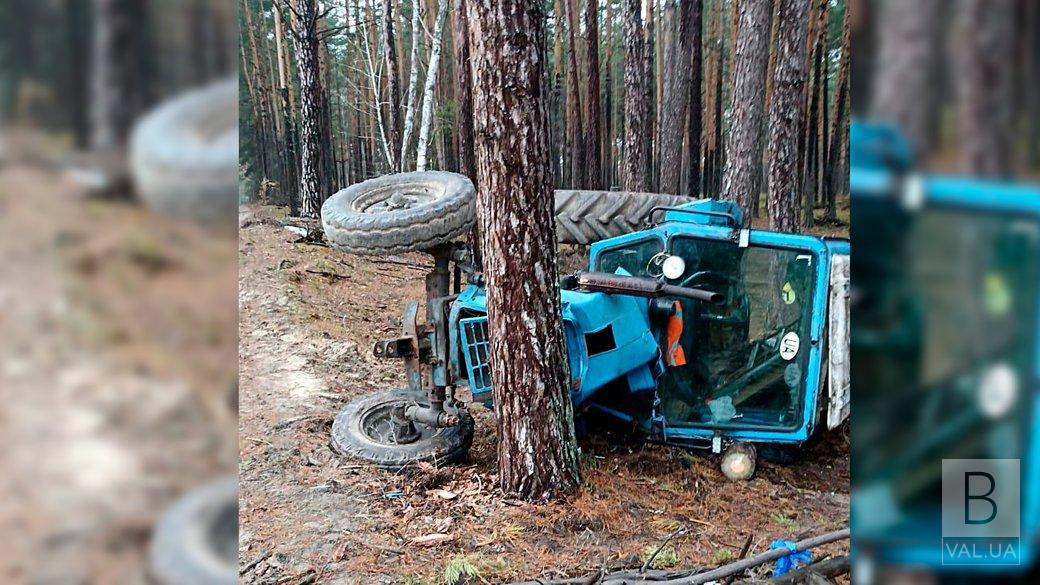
[321,175,850,480]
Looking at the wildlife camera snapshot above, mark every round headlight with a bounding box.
[978,363,1018,420]
[662,255,686,280]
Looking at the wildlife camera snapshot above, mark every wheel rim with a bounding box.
[351,182,445,214]
[358,398,443,445]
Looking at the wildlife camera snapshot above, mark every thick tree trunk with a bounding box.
[290,0,324,218]
[722,0,771,222]
[956,0,1016,178]
[685,0,704,198]
[466,0,582,500]
[452,0,476,181]
[382,0,403,171]
[870,0,941,157]
[416,0,449,171]
[766,0,811,233]
[621,0,650,192]
[660,0,700,195]
[584,0,603,190]
[564,0,585,188]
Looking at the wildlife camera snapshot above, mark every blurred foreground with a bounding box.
[851,0,1040,581]
[0,1,238,582]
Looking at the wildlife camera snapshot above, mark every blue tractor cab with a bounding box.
[850,120,1040,577]
[332,197,850,481]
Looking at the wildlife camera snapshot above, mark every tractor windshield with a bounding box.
[651,238,816,431]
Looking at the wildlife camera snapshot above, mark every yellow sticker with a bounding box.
[782,282,797,305]
[983,272,1012,316]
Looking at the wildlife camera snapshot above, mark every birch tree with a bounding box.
[416,0,448,171]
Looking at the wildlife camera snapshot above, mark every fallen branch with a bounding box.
[506,528,849,585]
[643,529,850,585]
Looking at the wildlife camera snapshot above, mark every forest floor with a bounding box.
[0,162,238,582]
[238,205,851,585]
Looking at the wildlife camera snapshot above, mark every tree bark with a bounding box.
[660,0,700,195]
[564,0,585,188]
[382,0,403,171]
[584,0,603,189]
[685,0,704,198]
[869,0,941,157]
[466,0,582,500]
[452,0,476,181]
[722,0,771,222]
[621,0,650,192]
[766,0,811,233]
[604,0,615,188]
[956,0,1016,178]
[289,0,324,218]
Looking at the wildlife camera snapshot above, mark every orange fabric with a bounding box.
[665,301,687,367]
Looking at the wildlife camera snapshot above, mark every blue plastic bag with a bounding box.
[770,540,812,576]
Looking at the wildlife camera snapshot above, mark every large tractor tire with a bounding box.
[130,79,238,225]
[321,171,476,255]
[331,389,474,470]
[149,475,238,585]
[553,190,689,245]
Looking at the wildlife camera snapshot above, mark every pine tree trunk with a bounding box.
[584,0,603,190]
[956,0,1016,178]
[870,0,941,156]
[383,0,403,171]
[290,0,324,218]
[766,0,811,233]
[722,0,771,222]
[621,0,650,191]
[465,0,582,500]
[604,0,615,189]
[564,0,585,189]
[660,0,700,195]
[685,0,704,198]
[452,0,476,181]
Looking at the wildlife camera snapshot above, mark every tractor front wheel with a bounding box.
[331,389,474,470]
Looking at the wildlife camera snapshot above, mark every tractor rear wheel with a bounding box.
[321,171,476,255]
[553,190,689,245]
[331,389,474,469]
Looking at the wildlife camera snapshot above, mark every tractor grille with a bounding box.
[459,316,493,396]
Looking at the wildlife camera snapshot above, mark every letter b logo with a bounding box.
[964,471,997,525]
[943,459,1019,538]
